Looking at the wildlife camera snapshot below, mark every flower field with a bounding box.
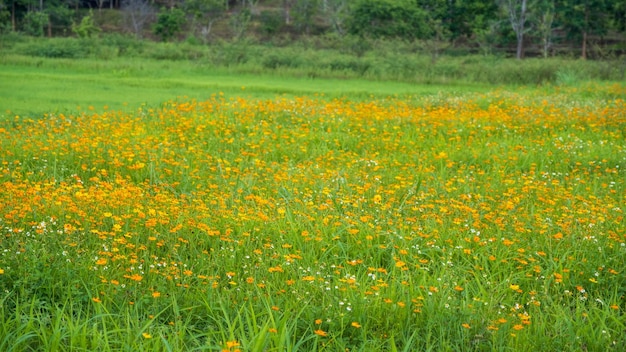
[1,86,625,351]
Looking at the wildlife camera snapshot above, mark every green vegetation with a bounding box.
[1,82,625,350]
[1,0,625,59]
[1,34,625,117]
[0,2,625,350]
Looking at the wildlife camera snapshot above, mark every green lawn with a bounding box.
[0,54,493,117]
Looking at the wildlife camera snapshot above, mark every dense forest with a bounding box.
[1,0,625,59]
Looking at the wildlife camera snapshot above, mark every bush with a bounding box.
[259,10,283,36]
[72,10,101,39]
[17,38,91,58]
[100,33,145,56]
[142,42,206,60]
[347,0,427,40]
[153,7,185,42]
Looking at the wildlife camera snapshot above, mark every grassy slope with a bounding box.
[0,55,491,117]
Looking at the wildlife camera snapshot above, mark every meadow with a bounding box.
[1,52,625,350]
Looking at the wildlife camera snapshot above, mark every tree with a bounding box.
[72,9,100,38]
[499,0,530,59]
[556,0,612,59]
[122,0,155,38]
[22,9,47,36]
[0,0,11,32]
[533,0,555,58]
[292,0,318,35]
[347,0,427,40]
[320,0,349,35]
[153,6,184,41]
[183,0,226,43]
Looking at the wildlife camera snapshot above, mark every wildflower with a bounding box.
[462,323,471,329]
[152,291,161,298]
[125,273,143,282]
[142,333,152,339]
[315,319,322,325]
[314,329,328,337]
[225,340,240,348]
[92,297,101,303]
[351,322,362,328]
[0,268,4,274]
[513,324,524,331]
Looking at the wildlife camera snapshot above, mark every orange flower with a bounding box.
[314,329,328,337]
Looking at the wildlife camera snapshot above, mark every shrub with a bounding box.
[259,10,283,36]
[153,7,185,42]
[72,10,101,39]
[17,38,90,59]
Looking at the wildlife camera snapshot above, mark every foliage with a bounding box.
[152,7,185,42]
[122,0,156,39]
[259,10,283,36]
[0,0,625,58]
[292,0,319,35]
[347,0,428,40]
[72,10,101,38]
[183,0,226,42]
[22,11,49,37]
[15,37,91,58]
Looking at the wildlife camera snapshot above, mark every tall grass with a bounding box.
[2,33,624,86]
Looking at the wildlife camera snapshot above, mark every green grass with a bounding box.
[0,54,491,117]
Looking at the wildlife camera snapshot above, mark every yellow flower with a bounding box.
[351,322,361,328]
[142,333,152,339]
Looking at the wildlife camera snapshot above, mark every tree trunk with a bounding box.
[581,7,588,59]
[11,0,15,31]
[516,33,523,59]
[516,0,527,60]
[283,0,291,25]
[581,31,587,60]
